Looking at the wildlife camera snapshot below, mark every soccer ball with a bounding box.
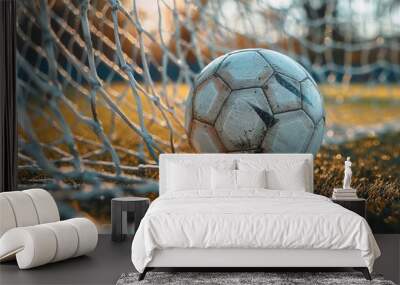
[185,49,325,155]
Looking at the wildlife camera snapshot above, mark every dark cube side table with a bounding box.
[331,198,366,218]
[111,197,150,242]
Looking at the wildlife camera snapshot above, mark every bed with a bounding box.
[131,154,380,280]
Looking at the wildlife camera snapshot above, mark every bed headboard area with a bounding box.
[159,153,314,195]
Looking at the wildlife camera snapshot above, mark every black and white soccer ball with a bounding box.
[185,49,325,155]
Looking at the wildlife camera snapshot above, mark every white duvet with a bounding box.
[131,190,380,273]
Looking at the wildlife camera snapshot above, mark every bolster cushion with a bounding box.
[0,218,98,269]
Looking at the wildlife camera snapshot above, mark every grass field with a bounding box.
[314,132,400,233]
[21,84,400,148]
[18,83,400,233]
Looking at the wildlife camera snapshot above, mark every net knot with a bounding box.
[89,78,102,91]
[121,64,133,73]
[80,0,89,11]
[143,133,153,144]
[152,96,160,105]
[42,33,53,46]
[109,0,121,11]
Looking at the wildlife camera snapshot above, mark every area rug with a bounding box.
[116,271,395,285]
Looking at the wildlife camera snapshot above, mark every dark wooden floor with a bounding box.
[1,234,398,284]
[0,235,134,285]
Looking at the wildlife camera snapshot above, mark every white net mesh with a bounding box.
[16,0,400,197]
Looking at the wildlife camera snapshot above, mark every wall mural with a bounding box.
[16,0,399,233]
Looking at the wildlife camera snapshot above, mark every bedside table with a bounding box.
[331,198,366,218]
[111,197,150,242]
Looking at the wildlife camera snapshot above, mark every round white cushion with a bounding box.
[42,221,79,262]
[65,218,98,257]
[0,196,17,237]
[23,188,60,224]
[1,191,40,228]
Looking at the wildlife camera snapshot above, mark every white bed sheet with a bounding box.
[131,190,380,273]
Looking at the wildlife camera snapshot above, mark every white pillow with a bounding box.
[265,162,307,191]
[238,160,308,191]
[211,168,236,190]
[236,169,267,189]
[167,163,211,191]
